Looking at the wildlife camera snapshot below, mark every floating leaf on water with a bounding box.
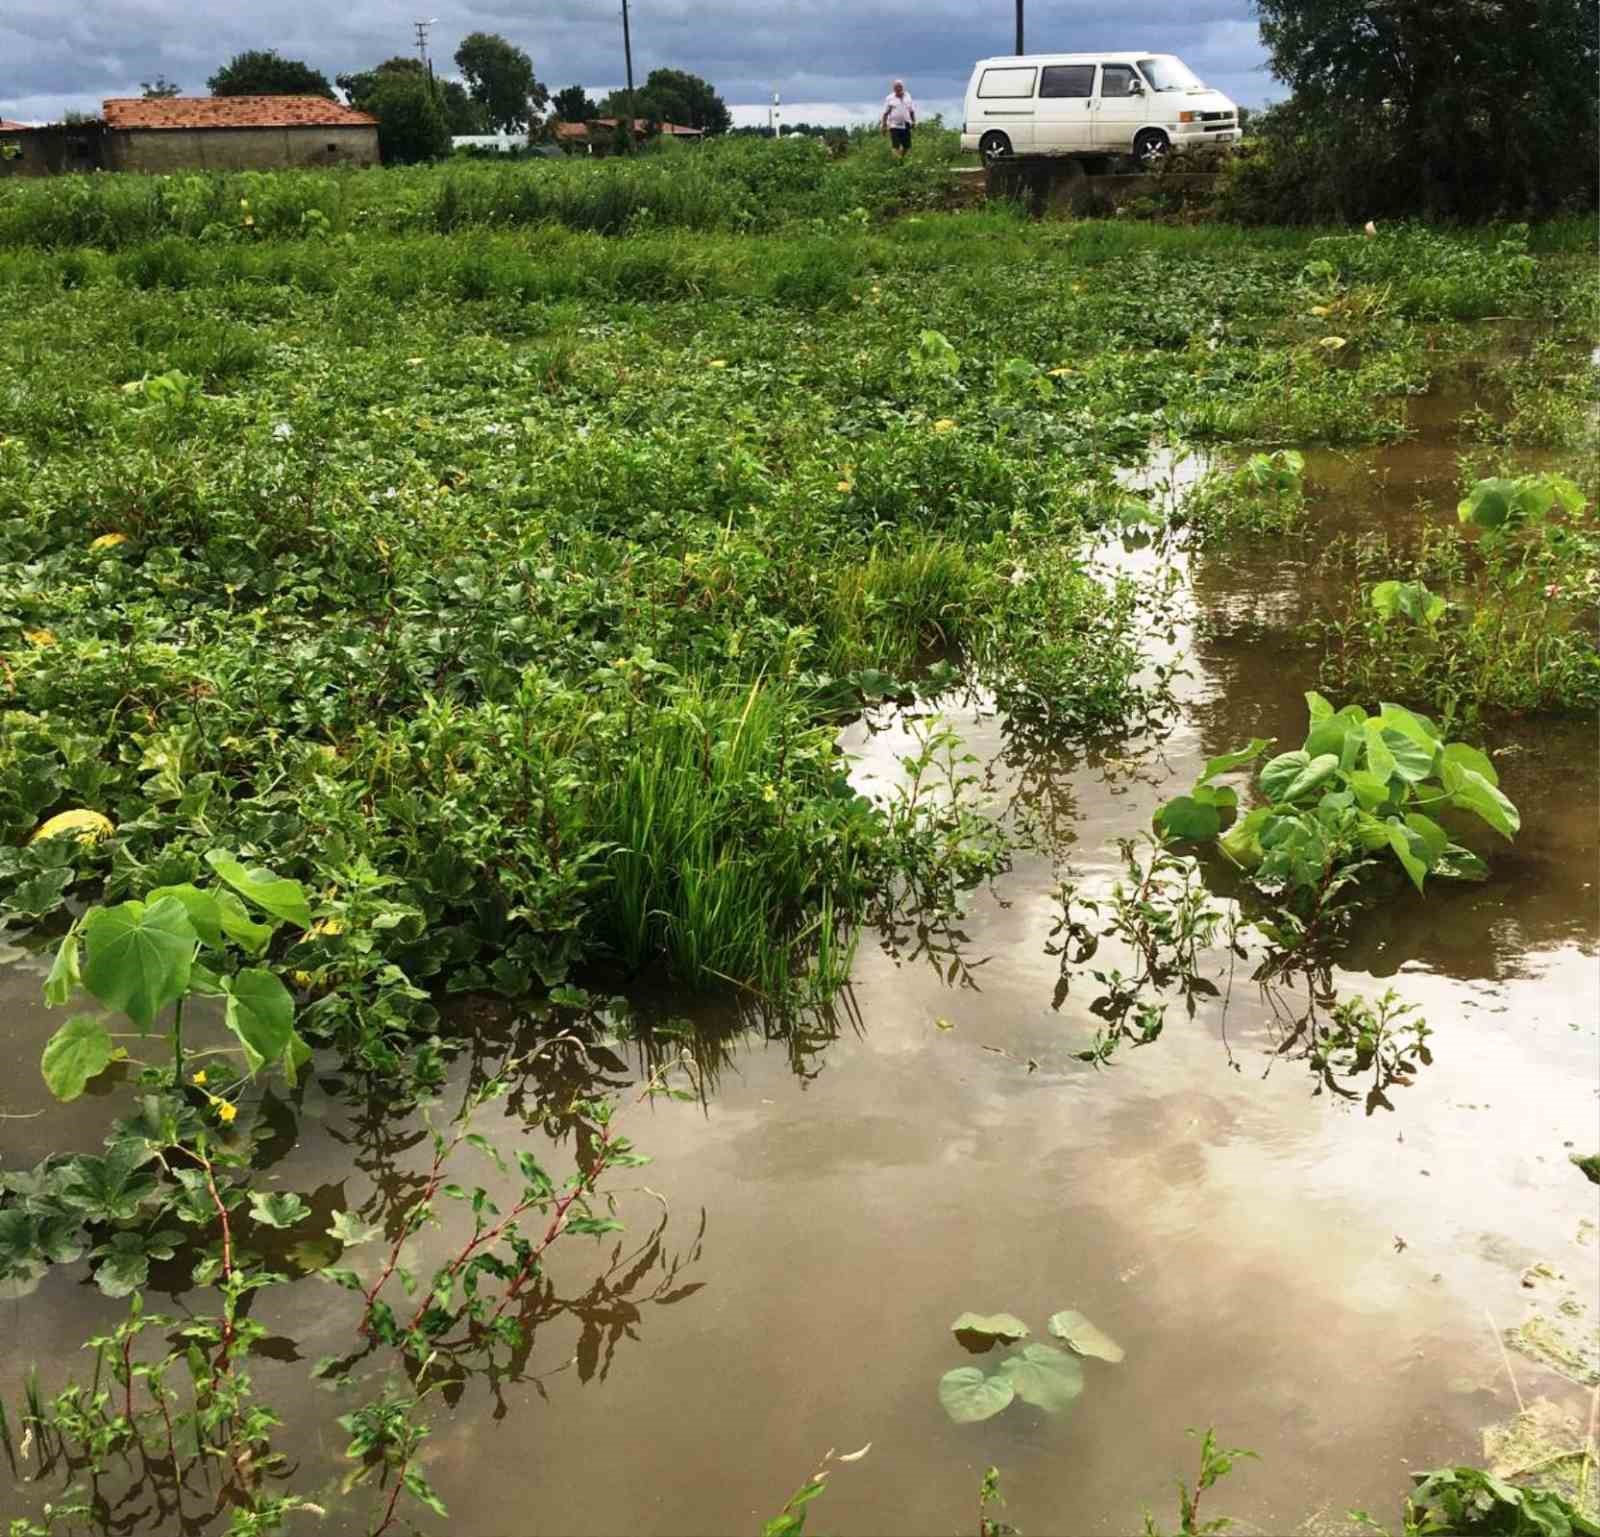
[995,1344,1085,1414]
[1048,1309,1125,1362]
[951,1312,1030,1343]
[938,1365,1015,1424]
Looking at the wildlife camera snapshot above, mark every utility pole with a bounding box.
[1015,0,1024,54]
[621,0,635,122]
[770,88,780,137]
[414,17,437,68]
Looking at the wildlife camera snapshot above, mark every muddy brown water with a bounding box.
[3,365,1597,1535]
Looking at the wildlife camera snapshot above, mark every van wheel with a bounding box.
[979,131,1013,164]
[1133,129,1170,168]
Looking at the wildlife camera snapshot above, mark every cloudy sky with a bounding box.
[2,1,1279,126]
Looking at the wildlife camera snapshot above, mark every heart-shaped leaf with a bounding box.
[1259,750,1311,804]
[1048,1309,1125,1362]
[995,1344,1085,1414]
[938,1366,1016,1424]
[82,897,197,1031]
[41,1015,116,1102]
[1280,753,1339,802]
[1154,795,1221,842]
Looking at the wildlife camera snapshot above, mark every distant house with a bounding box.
[451,133,527,155]
[99,96,379,172]
[2,96,380,176]
[552,118,705,156]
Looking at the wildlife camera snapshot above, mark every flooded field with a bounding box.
[5,334,1595,1535]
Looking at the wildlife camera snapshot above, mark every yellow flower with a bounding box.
[836,479,854,493]
[192,1070,208,1086]
[24,628,56,647]
[216,1100,238,1124]
[932,419,957,434]
[762,783,778,803]
[242,215,255,228]
[89,532,128,551]
[707,359,728,368]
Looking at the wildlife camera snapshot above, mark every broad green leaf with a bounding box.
[41,1015,115,1102]
[327,1210,385,1247]
[1192,784,1238,811]
[44,927,82,1007]
[249,1191,312,1229]
[1260,750,1311,804]
[216,890,274,956]
[1404,813,1449,865]
[1442,764,1520,840]
[147,884,225,948]
[59,1149,159,1223]
[1345,769,1391,811]
[1155,795,1221,842]
[1387,822,1429,895]
[1383,728,1437,785]
[1371,580,1445,626]
[224,968,295,1074]
[1305,706,1367,760]
[1378,702,1442,750]
[1281,753,1340,802]
[204,851,312,929]
[1458,478,1517,529]
[1442,742,1498,787]
[1354,812,1393,852]
[1305,691,1334,723]
[938,1365,1015,1423]
[951,1312,1030,1343]
[1198,738,1273,785]
[82,897,196,1031]
[996,1344,1085,1414]
[1048,1310,1125,1362]
[1362,719,1397,783]
[1218,806,1272,869]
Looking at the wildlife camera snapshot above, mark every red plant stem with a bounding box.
[122,1333,135,1427]
[361,1147,449,1325]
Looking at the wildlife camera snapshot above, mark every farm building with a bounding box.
[0,97,378,176]
[100,97,378,171]
[552,118,705,155]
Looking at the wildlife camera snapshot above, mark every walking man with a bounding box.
[880,79,917,158]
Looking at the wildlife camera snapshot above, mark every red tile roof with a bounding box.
[102,96,377,131]
[556,117,704,140]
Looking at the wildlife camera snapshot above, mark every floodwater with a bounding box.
[4,354,1597,1535]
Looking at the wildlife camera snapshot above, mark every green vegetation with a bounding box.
[1156,693,1519,922]
[0,144,1593,1535]
[1319,472,1599,719]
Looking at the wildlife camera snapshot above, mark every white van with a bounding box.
[960,53,1239,166]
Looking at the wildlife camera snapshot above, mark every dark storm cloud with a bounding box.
[2,0,1275,123]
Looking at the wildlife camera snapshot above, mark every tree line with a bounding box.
[135,38,733,164]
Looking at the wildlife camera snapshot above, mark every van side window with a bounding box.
[1100,65,1140,98]
[977,67,1038,99]
[1039,65,1095,99]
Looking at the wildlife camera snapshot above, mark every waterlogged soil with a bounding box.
[4,351,1598,1535]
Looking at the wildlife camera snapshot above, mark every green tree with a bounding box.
[453,32,548,133]
[551,84,598,122]
[338,58,488,135]
[208,49,336,99]
[364,72,451,164]
[601,68,731,133]
[1252,0,1598,216]
[140,75,182,99]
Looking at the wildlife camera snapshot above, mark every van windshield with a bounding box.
[1136,56,1203,92]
